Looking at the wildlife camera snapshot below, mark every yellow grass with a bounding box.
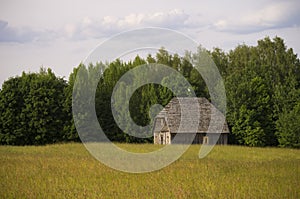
[0,143,299,198]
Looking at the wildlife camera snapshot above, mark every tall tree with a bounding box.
[0,68,67,145]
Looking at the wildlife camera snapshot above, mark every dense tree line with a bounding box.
[0,37,299,147]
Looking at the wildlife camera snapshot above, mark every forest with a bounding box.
[0,36,299,148]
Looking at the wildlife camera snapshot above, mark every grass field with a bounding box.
[0,143,299,198]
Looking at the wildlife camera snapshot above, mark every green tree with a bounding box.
[0,68,67,145]
[63,66,80,142]
[276,102,300,148]
[224,37,300,147]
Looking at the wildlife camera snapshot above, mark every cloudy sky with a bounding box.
[0,0,299,85]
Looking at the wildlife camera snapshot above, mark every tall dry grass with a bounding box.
[0,143,299,198]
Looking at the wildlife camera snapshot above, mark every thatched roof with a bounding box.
[154,97,229,134]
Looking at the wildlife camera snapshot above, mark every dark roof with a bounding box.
[154,97,229,134]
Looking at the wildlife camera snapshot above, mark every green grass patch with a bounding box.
[0,143,299,198]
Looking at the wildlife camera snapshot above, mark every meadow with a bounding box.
[0,143,299,198]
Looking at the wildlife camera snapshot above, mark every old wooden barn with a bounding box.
[153,97,229,145]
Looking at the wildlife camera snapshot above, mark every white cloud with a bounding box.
[62,9,193,40]
[142,9,189,28]
[0,20,57,43]
[213,1,300,34]
[183,13,211,28]
[62,3,300,41]
[118,13,144,27]
[0,20,37,42]
[4,3,299,43]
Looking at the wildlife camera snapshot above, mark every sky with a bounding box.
[0,0,300,86]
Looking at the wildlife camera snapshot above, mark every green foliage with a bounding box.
[0,37,299,147]
[227,75,272,146]
[276,102,300,148]
[91,49,207,143]
[217,36,300,147]
[0,68,67,145]
[63,66,80,142]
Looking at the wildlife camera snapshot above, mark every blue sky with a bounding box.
[0,0,299,85]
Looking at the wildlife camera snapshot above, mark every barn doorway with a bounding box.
[203,136,209,144]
